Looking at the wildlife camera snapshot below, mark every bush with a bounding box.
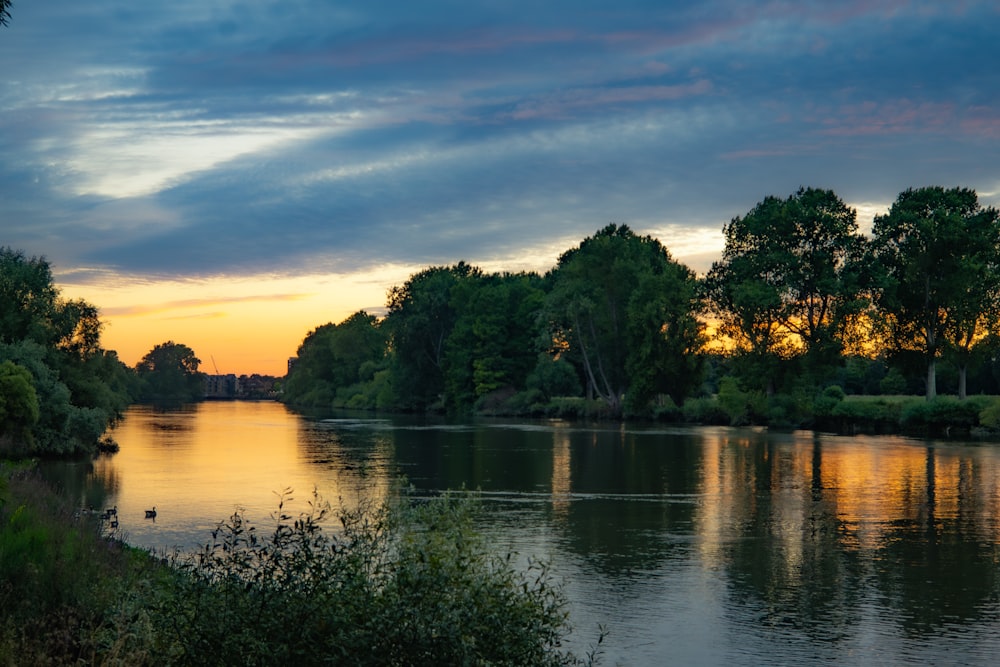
[900,396,991,435]
[156,488,592,666]
[681,397,729,425]
[813,385,846,418]
[980,399,1000,431]
[717,377,767,426]
[0,468,153,664]
[0,468,599,666]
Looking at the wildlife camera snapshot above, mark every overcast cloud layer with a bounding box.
[2,0,999,280]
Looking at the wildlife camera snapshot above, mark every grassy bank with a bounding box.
[470,388,1000,440]
[0,465,600,666]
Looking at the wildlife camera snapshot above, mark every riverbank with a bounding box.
[303,391,1000,442]
[0,463,597,666]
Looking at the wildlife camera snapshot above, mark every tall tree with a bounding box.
[384,262,480,411]
[0,248,134,455]
[136,341,205,403]
[704,188,867,391]
[872,186,1000,400]
[443,271,546,410]
[0,0,11,27]
[284,311,386,408]
[0,247,60,346]
[545,224,703,414]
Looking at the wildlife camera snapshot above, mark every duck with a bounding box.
[145,507,157,519]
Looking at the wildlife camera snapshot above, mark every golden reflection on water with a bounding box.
[694,428,1000,578]
[551,424,572,515]
[96,402,387,550]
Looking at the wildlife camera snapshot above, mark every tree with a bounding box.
[283,311,387,409]
[0,248,134,455]
[545,224,704,414]
[0,247,60,346]
[443,272,546,411]
[0,360,39,452]
[872,187,1000,400]
[0,0,11,27]
[136,341,205,403]
[384,262,479,411]
[703,188,868,392]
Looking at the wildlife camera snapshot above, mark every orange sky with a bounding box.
[59,265,415,377]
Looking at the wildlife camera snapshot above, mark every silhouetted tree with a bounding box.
[545,224,704,414]
[704,188,868,393]
[136,341,205,403]
[872,187,1000,399]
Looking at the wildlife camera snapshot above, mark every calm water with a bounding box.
[48,401,1000,665]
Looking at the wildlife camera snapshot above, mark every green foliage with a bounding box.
[443,272,547,412]
[156,488,586,666]
[1,471,595,665]
[879,367,908,395]
[0,249,132,456]
[135,341,205,404]
[717,376,767,426]
[980,400,1000,431]
[0,361,39,450]
[680,396,730,425]
[284,311,387,409]
[812,384,846,417]
[527,353,582,401]
[545,224,704,415]
[899,396,992,435]
[704,188,868,393]
[0,469,155,664]
[277,186,997,420]
[384,263,479,411]
[872,187,1000,399]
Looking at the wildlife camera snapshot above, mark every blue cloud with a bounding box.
[2,0,998,279]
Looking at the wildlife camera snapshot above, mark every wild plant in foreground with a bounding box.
[155,486,598,666]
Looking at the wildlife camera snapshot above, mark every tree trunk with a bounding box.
[925,358,937,401]
[958,364,967,400]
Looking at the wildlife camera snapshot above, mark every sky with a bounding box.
[2,1,999,376]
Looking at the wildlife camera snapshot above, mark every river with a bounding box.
[46,401,1000,665]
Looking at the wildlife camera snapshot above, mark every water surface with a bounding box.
[60,401,1000,665]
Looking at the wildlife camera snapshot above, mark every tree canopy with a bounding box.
[0,248,134,456]
[704,188,868,393]
[545,224,704,414]
[135,341,205,404]
[872,187,1000,400]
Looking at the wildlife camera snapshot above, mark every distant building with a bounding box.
[203,373,280,400]
[204,374,239,399]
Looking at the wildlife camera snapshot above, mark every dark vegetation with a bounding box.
[0,468,599,665]
[282,186,1000,437]
[2,185,1000,458]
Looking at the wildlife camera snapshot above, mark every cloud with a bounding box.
[100,293,313,318]
[1,0,998,283]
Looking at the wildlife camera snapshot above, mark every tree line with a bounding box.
[2,184,999,455]
[283,186,1000,422]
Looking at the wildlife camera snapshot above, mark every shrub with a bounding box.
[900,396,991,435]
[879,368,908,395]
[156,488,591,666]
[813,385,846,418]
[980,399,1000,431]
[681,397,729,425]
[717,377,767,426]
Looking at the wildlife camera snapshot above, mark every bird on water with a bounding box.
[145,507,157,519]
